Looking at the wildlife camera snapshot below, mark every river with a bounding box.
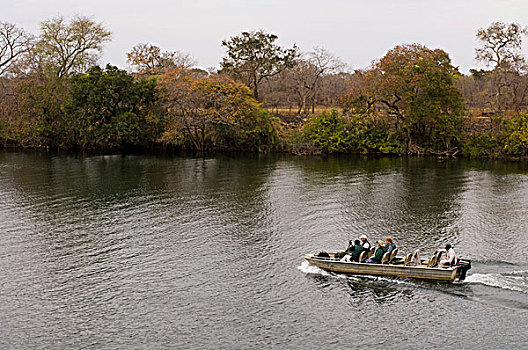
[0,151,527,349]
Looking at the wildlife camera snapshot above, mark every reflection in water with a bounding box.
[1,151,528,348]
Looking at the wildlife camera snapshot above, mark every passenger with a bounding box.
[366,240,385,263]
[346,240,355,253]
[384,236,397,255]
[336,240,354,260]
[438,243,457,268]
[349,239,363,262]
[359,234,371,252]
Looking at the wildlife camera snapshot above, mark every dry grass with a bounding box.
[266,106,342,116]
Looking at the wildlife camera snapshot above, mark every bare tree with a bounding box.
[289,47,345,113]
[475,21,527,71]
[38,15,112,77]
[0,22,32,77]
[473,22,528,113]
[126,43,195,76]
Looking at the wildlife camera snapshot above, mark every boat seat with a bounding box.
[368,247,376,257]
[403,253,412,266]
[389,248,398,263]
[381,252,390,264]
[428,251,440,267]
[358,251,368,263]
[410,249,420,266]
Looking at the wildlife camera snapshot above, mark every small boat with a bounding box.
[304,250,471,282]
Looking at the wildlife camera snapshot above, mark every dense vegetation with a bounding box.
[1,16,528,158]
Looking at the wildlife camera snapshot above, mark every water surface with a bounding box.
[0,151,527,348]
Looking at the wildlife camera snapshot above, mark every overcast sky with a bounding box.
[4,0,528,73]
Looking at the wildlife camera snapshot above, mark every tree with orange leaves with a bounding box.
[341,44,464,152]
[158,68,278,151]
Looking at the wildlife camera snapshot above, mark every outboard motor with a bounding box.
[455,259,471,280]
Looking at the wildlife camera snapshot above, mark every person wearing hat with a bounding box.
[359,234,371,252]
[366,240,385,263]
[438,243,456,268]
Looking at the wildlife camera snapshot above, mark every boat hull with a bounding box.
[304,254,463,282]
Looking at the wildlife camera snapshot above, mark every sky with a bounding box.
[4,0,528,73]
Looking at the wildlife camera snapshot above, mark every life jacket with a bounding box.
[351,244,363,259]
[385,243,396,254]
[372,247,384,262]
[361,239,370,251]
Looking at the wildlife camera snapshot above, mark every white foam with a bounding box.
[298,261,415,284]
[465,272,528,293]
[298,260,330,276]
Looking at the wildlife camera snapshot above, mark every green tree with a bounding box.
[220,30,298,101]
[303,109,399,154]
[503,113,528,156]
[14,74,70,148]
[63,65,157,150]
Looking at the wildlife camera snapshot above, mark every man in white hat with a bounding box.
[359,234,371,251]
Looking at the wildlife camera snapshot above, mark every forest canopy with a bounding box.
[1,16,528,158]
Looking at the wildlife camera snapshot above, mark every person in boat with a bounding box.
[359,234,371,252]
[337,239,363,262]
[438,243,456,268]
[384,236,397,255]
[366,240,385,263]
[348,239,363,262]
[335,239,355,259]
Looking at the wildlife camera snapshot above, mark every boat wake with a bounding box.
[298,260,330,276]
[297,261,416,285]
[465,270,528,293]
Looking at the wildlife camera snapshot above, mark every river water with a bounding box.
[0,151,527,349]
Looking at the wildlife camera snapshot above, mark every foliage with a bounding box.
[220,30,298,100]
[63,64,158,150]
[340,44,465,152]
[302,109,400,154]
[14,74,70,147]
[462,132,500,158]
[503,113,528,156]
[158,70,279,152]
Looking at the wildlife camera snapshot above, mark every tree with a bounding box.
[472,22,528,112]
[13,73,70,148]
[341,44,465,151]
[303,109,399,154]
[306,47,345,113]
[287,47,345,114]
[158,70,278,151]
[38,15,112,77]
[126,43,194,76]
[503,113,528,156]
[63,65,157,150]
[0,22,32,77]
[475,21,528,71]
[220,30,298,101]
